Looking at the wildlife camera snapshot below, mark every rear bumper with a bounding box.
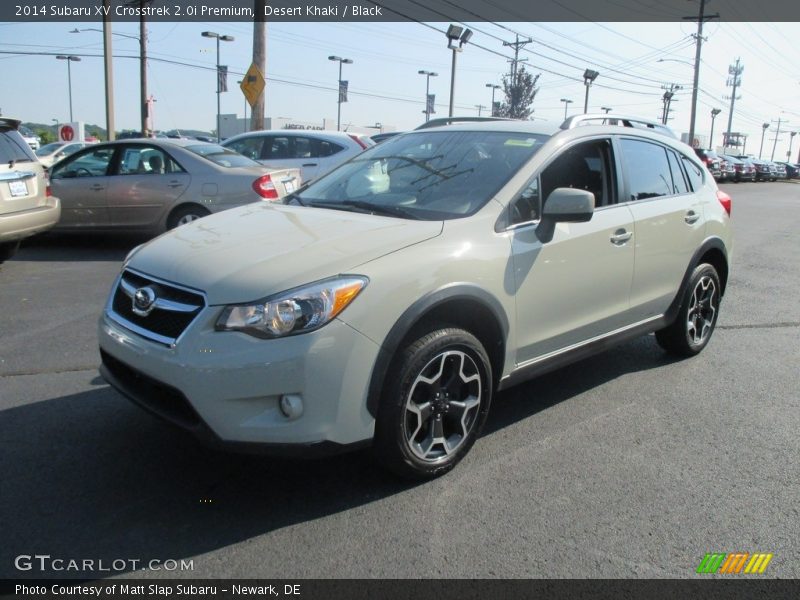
[0,197,60,243]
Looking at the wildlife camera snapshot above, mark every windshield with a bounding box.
[292,130,547,220]
[186,143,260,168]
[36,142,64,156]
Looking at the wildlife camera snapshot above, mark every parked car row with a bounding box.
[693,148,798,183]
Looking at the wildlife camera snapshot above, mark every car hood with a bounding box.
[127,202,443,305]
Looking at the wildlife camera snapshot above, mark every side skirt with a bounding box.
[497,315,668,391]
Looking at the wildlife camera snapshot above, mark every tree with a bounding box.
[496,65,540,120]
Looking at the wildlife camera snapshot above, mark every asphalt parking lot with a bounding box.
[1,181,798,579]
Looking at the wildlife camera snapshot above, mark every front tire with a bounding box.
[656,263,721,357]
[373,328,492,479]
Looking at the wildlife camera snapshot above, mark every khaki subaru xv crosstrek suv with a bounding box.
[0,118,61,262]
[98,115,732,479]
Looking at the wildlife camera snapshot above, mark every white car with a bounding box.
[222,130,373,182]
[35,141,93,169]
[18,125,40,151]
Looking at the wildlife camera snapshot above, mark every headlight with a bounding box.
[216,276,368,338]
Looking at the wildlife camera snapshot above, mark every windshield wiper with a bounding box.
[307,200,419,220]
[284,193,306,206]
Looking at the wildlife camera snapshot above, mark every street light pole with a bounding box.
[709,108,721,150]
[582,69,599,114]
[202,31,235,142]
[601,106,612,114]
[758,123,769,159]
[560,98,573,120]
[419,70,438,122]
[329,56,353,131]
[55,55,81,122]
[486,83,501,116]
[445,25,473,118]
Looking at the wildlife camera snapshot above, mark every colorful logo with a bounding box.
[696,552,773,574]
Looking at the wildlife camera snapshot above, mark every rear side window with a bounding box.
[117,146,184,175]
[620,138,674,201]
[666,150,689,195]
[0,128,36,163]
[682,156,704,191]
[315,139,344,157]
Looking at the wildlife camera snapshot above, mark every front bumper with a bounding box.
[98,306,381,451]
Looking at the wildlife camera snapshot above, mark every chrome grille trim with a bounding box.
[106,268,207,346]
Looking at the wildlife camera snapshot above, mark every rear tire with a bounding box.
[373,327,492,480]
[0,241,20,263]
[167,205,210,230]
[656,263,721,357]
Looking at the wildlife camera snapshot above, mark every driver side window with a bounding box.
[50,147,116,179]
[509,138,613,226]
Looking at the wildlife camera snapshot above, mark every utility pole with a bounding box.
[724,58,743,148]
[770,116,786,161]
[102,0,114,140]
[252,0,266,131]
[758,123,769,159]
[709,108,721,150]
[475,104,486,116]
[502,34,531,115]
[683,0,719,146]
[136,0,151,136]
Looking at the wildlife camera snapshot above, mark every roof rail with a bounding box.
[560,114,677,139]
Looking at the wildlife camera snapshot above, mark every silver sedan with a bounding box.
[49,138,301,233]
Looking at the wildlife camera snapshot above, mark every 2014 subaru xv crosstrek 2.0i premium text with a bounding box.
[99,115,732,479]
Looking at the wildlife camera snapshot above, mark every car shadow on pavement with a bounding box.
[484,334,680,435]
[10,233,151,263]
[0,336,678,579]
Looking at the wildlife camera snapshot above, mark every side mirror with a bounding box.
[536,187,594,243]
[542,187,595,223]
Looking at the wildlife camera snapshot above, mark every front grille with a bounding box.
[108,269,205,344]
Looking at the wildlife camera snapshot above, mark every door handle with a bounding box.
[684,210,700,224]
[90,185,105,191]
[302,163,318,167]
[610,229,632,245]
[168,181,183,188]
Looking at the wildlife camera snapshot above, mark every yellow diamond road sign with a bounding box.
[240,63,265,108]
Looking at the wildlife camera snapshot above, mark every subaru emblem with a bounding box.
[132,286,157,316]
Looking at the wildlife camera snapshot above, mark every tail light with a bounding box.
[253,174,279,200]
[348,134,368,150]
[45,184,52,197]
[717,189,732,216]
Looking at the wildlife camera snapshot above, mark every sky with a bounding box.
[1,18,799,159]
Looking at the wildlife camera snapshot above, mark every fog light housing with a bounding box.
[279,394,303,420]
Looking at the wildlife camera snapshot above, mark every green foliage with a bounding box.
[36,129,55,144]
[496,66,540,120]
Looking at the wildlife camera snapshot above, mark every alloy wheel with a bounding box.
[403,350,482,462]
[686,275,717,345]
